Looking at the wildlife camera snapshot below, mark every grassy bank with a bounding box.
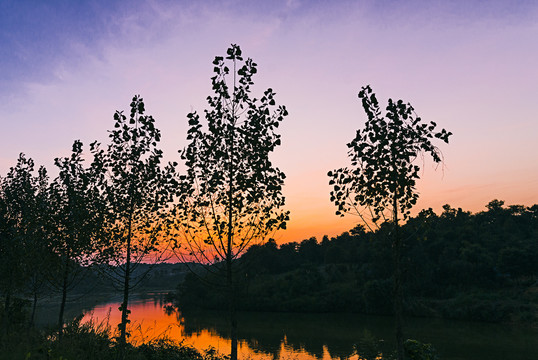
[0,316,439,360]
[0,315,227,360]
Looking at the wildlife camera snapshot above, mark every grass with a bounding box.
[0,315,229,360]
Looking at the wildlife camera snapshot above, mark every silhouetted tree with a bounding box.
[91,96,175,348]
[25,165,51,328]
[48,140,104,338]
[328,85,451,360]
[174,44,289,360]
[0,154,49,333]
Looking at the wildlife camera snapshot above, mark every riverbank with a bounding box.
[174,203,538,327]
[0,316,226,360]
[5,292,538,360]
[174,267,538,327]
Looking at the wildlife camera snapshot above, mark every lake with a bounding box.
[39,292,538,360]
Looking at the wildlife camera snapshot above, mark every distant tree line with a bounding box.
[175,200,538,323]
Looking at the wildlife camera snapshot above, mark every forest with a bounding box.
[174,200,538,323]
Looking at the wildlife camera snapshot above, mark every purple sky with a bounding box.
[1,0,537,243]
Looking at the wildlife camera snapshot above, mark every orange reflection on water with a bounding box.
[82,295,183,344]
[81,295,359,360]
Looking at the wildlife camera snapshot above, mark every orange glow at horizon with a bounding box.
[277,165,538,245]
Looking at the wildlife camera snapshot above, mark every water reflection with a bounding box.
[80,293,538,360]
[179,311,390,359]
[81,295,367,360]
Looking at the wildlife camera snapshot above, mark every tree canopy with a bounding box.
[329,85,452,226]
[174,44,289,360]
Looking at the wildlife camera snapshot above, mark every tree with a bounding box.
[24,165,51,329]
[174,44,289,360]
[328,85,451,360]
[91,95,175,347]
[0,155,56,331]
[48,140,104,339]
[0,154,49,334]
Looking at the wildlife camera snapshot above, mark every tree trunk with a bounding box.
[393,198,405,360]
[227,254,238,360]
[58,253,70,340]
[119,211,133,348]
[227,162,238,360]
[227,96,238,360]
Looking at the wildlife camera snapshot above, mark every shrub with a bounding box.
[404,339,439,360]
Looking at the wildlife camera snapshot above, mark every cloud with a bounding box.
[1,0,537,241]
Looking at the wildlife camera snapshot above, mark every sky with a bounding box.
[1,0,537,244]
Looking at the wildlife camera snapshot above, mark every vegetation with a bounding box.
[0,154,50,334]
[0,95,177,355]
[174,200,538,324]
[90,95,176,347]
[328,85,451,359]
[0,315,228,360]
[1,43,536,360]
[173,44,288,360]
[49,139,104,339]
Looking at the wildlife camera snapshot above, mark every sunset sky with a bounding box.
[1,0,537,244]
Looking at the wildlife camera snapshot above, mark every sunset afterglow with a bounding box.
[2,3,538,359]
[1,1,537,244]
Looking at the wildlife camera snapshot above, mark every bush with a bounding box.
[363,279,393,315]
[404,339,439,360]
[354,330,382,360]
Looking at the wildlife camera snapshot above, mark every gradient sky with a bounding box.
[1,0,537,244]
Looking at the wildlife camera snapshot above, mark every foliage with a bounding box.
[0,154,52,332]
[49,140,103,267]
[91,95,175,345]
[173,44,288,360]
[49,140,105,337]
[354,330,383,360]
[0,315,228,360]
[328,85,451,360]
[404,339,439,360]
[174,44,289,266]
[328,85,451,225]
[174,201,538,324]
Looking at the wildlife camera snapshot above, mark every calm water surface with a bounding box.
[69,293,538,360]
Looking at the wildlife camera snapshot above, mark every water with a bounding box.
[51,292,538,360]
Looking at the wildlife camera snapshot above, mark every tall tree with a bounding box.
[91,96,175,347]
[0,154,48,333]
[49,140,103,339]
[328,85,451,360]
[174,44,289,360]
[25,165,52,329]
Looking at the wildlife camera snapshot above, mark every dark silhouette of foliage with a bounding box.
[328,85,451,360]
[91,95,175,347]
[0,315,228,360]
[0,154,51,334]
[328,85,451,225]
[48,140,104,339]
[174,44,289,360]
[24,163,51,328]
[174,201,537,326]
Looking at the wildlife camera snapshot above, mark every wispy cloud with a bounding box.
[1,0,537,242]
